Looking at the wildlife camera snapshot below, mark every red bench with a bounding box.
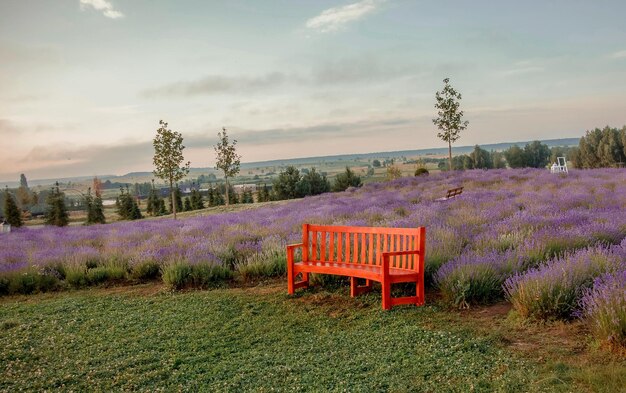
[286,224,426,310]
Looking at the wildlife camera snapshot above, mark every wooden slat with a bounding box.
[311,230,318,261]
[361,231,366,263]
[368,233,374,265]
[329,231,335,262]
[352,233,358,263]
[394,234,399,268]
[337,232,343,263]
[403,234,409,269]
[320,231,326,261]
[302,224,309,262]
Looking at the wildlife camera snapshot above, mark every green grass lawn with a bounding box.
[1,284,624,392]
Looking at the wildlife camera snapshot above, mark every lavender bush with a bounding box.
[0,168,625,300]
[504,245,625,320]
[579,269,626,349]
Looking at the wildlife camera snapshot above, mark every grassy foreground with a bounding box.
[1,284,624,392]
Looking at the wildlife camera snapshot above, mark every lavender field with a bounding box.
[2,168,626,346]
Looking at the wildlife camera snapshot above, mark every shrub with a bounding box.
[0,276,9,295]
[9,272,39,295]
[579,270,626,350]
[435,251,522,308]
[86,267,110,285]
[162,263,192,289]
[131,261,161,281]
[415,168,429,176]
[237,252,286,281]
[190,264,232,288]
[504,247,623,320]
[65,267,88,288]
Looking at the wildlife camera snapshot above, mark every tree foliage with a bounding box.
[85,188,105,224]
[470,145,492,169]
[3,188,23,227]
[44,183,69,227]
[273,166,301,200]
[153,120,190,219]
[332,167,362,192]
[116,186,142,220]
[214,128,241,206]
[575,126,626,168]
[503,141,551,168]
[433,78,469,171]
[386,165,402,180]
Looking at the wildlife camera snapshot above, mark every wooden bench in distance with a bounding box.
[286,224,426,310]
[436,186,463,201]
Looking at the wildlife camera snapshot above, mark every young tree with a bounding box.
[385,165,402,180]
[92,193,106,224]
[433,78,469,171]
[3,188,23,227]
[153,120,190,219]
[214,127,241,206]
[44,183,69,227]
[183,197,192,211]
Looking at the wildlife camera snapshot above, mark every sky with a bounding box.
[1,0,626,181]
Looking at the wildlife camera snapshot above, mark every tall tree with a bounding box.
[19,174,28,189]
[523,141,551,168]
[3,188,23,227]
[273,166,301,200]
[470,145,492,169]
[152,120,190,219]
[503,145,527,168]
[433,78,469,171]
[214,127,241,206]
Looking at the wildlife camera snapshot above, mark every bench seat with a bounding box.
[296,261,421,283]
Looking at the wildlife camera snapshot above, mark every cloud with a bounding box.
[141,72,289,98]
[141,56,419,98]
[609,50,626,59]
[79,0,124,19]
[305,0,385,33]
[499,67,543,77]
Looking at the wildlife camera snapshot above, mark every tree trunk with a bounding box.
[225,176,229,206]
[448,140,453,171]
[170,179,177,219]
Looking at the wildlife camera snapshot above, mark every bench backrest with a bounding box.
[446,187,463,198]
[302,224,425,271]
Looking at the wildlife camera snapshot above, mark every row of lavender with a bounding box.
[1,168,625,344]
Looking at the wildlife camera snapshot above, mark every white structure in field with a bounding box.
[550,157,568,174]
[0,222,10,234]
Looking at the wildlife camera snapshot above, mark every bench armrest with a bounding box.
[286,243,304,266]
[382,250,423,274]
[286,243,304,250]
[382,250,421,257]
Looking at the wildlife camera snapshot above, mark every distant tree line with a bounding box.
[569,126,626,168]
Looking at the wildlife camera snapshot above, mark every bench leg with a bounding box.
[350,277,373,297]
[382,280,392,310]
[287,262,295,295]
[417,281,425,306]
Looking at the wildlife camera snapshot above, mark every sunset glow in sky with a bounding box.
[1,0,626,181]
